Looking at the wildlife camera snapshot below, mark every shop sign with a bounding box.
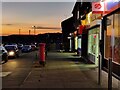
[92,0,120,14]
[104,0,120,14]
[92,2,105,14]
[78,25,85,35]
[106,1,119,10]
[91,14,102,21]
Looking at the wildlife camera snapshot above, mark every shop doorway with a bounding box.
[88,27,100,66]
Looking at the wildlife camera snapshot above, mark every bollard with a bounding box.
[98,54,102,85]
[108,58,112,90]
[35,52,38,60]
[39,43,46,66]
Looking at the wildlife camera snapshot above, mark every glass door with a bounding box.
[88,27,100,65]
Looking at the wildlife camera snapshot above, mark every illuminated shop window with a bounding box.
[105,10,120,64]
[88,27,99,55]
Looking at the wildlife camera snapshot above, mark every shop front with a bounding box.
[104,9,120,78]
[91,0,120,80]
[97,0,120,79]
[77,25,85,57]
[61,17,76,52]
[88,27,100,65]
[82,11,102,65]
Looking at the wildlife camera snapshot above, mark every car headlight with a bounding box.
[9,51,15,56]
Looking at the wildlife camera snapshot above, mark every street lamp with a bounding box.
[32,26,36,35]
[32,26,36,43]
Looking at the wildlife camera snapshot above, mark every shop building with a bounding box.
[102,0,120,79]
[72,2,91,57]
[72,0,120,79]
[61,17,76,52]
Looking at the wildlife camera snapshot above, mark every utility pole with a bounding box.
[32,26,36,35]
[29,30,31,35]
[19,29,21,35]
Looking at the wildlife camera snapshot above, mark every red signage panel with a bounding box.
[92,2,105,14]
[78,25,85,35]
[92,0,120,14]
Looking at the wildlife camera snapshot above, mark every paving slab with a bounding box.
[17,52,119,89]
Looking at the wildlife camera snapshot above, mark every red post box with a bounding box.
[39,43,46,66]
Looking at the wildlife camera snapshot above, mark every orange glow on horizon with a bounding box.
[2,24,62,36]
[2,15,62,36]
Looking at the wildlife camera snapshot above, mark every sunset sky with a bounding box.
[1,2,75,36]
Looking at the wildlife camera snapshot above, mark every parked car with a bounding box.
[0,46,8,62]
[5,43,18,47]
[21,45,32,52]
[18,44,23,50]
[4,45,19,58]
[31,45,37,51]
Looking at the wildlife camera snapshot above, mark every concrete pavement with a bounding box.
[18,51,119,89]
[2,51,37,89]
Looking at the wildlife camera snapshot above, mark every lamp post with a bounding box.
[32,26,36,43]
[32,26,36,35]
[29,30,31,35]
[19,29,21,35]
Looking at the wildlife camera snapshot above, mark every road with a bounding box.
[2,51,38,88]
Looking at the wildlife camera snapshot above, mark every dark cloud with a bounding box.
[2,24,14,26]
[32,26,61,30]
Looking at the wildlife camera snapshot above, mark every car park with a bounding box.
[21,45,32,52]
[0,46,8,62]
[4,45,19,58]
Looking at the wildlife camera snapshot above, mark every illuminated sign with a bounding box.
[104,0,120,11]
[92,0,120,14]
[78,25,85,35]
[107,2,118,10]
[92,2,105,14]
